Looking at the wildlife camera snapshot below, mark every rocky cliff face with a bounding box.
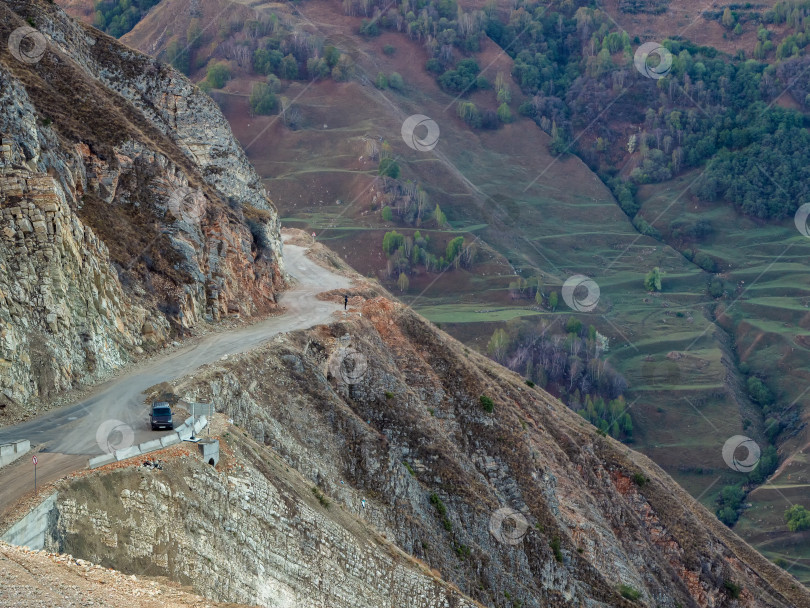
[42,292,810,608]
[0,0,284,419]
[0,162,149,408]
[51,440,479,608]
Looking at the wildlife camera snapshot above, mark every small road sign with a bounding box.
[32,455,37,465]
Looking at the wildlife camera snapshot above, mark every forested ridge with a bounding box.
[109,0,810,220]
[335,0,810,221]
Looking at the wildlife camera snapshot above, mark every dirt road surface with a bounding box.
[0,241,350,516]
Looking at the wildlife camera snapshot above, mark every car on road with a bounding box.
[150,402,174,430]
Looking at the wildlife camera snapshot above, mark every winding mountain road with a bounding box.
[0,241,350,515]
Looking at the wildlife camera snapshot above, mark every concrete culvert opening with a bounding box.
[198,439,220,467]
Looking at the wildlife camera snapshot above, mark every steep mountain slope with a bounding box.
[0,0,284,422]
[2,1,807,604]
[36,242,810,607]
[110,0,810,582]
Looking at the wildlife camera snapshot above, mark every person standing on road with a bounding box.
[344,294,348,310]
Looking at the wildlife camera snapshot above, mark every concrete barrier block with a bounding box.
[88,453,116,469]
[114,445,141,461]
[184,416,193,427]
[177,427,192,440]
[160,434,180,448]
[193,416,207,433]
[0,440,30,468]
[1,492,58,550]
[138,439,162,454]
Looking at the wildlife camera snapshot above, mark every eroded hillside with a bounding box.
[0,0,284,421]
[37,248,810,608]
[110,0,810,581]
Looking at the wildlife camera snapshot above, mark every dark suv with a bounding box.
[150,402,174,430]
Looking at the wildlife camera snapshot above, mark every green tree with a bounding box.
[266,74,282,93]
[549,291,559,311]
[497,102,513,123]
[716,484,745,526]
[91,0,160,37]
[93,10,106,30]
[331,55,354,81]
[747,377,774,407]
[249,82,278,115]
[280,54,299,80]
[375,72,388,89]
[397,272,410,292]
[445,236,464,263]
[457,101,481,128]
[487,328,509,361]
[722,7,735,28]
[205,62,231,89]
[253,49,283,76]
[717,506,738,526]
[381,206,393,221]
[382,231,404,255]
[496,85,511,104]
[785,505,810,532]
[307,57,330,80]
[323,46,341,68]
[644,267,662,291]
[388,72,404,90]
[379,158,400,179]
[186,19,202,49]
[434,204,447,227]
[166,39,189,74]
[550,120,568,155]
[438,58,480,93]
[708,276,726,298]
[619,412,633,436]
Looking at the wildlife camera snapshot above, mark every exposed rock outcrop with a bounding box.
[0,0,284,418]
[0,164,152,406]
[39,295,810,608]
[51,441,480,608]
[0,539,246,608]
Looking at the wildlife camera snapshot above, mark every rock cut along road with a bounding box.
[0,241,350,513]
